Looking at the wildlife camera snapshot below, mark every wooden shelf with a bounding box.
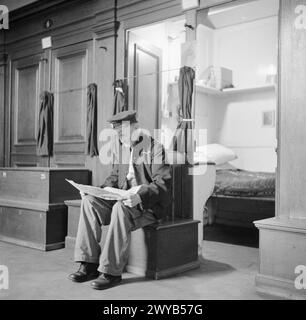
[195,84,276,96]
[221,84,276,95]
[169,82,224,96]
[169,82,276,97]
[195,85,224,96]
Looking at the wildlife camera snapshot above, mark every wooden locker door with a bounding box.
[10,53,48,167]
[127,33,162,135]
[50,42,93,168]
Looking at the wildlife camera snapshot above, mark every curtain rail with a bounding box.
[52,66,197,94]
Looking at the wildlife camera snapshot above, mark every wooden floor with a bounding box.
[0,240,282,300]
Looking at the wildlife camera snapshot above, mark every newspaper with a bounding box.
[65,179,140,201]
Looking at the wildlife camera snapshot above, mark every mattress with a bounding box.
[213,169,275,198]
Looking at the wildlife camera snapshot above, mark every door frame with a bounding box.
[197,0,280,222]
[126,31,162,132]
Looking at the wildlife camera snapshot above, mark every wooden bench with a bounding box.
[64,163,217,278]
[65,199,199,279]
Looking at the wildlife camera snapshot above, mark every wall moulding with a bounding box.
[5,0,115,50]
[92,21,119,41]
[199,0,241,10]
[117,0,182,23]
[0,53,8,66]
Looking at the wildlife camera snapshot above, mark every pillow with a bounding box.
[195,144,238,165]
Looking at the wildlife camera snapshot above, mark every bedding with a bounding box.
[213,169,275,198]
[195,144,237,165]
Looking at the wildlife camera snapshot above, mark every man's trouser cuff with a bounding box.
[74,254,100,264]
[98,265,123,276]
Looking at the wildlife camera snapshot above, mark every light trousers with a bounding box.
[74,195,157,276]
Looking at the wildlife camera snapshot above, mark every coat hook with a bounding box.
[184,23,195,30]
[100,46,107,51]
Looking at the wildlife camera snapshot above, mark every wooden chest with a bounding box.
[0,168,91,250]
[65,200,200,279]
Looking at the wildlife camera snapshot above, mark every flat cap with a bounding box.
[107,110,138,127]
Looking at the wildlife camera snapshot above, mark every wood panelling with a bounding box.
[54,52,86,142]
[3,0,117,179]
[199,0,239,9]
[2,0,189,184]
[51,41,93,168]
[6,0,115,51]
[0,65,4,167]
[94,36,116,186]
[278,0,306,219]
[117,0,182,24]
[0,167,91,251]
[16,65,39,144]
[0,167,91,207]
[10,54,44,167]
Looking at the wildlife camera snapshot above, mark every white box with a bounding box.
[201,66,233,90]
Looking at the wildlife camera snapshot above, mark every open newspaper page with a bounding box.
[65,179,140,201]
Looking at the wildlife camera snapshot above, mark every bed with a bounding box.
[205,168,275,229]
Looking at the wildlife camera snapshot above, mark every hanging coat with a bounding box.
[37,91,54,157]
[113,79,128,115]
[172,66,195,160]
[110,79,128,164]
[86,83,99,157]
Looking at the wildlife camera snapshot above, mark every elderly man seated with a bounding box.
[68,110,171,290]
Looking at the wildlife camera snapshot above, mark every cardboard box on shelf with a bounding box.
[201,66,233,90]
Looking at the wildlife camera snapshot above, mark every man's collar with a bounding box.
[131,131,144,148]
[119,129,145,149]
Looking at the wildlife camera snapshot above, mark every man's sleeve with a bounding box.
[137,141,172,210]
[100,163,119,188]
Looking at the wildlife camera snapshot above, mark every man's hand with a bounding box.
[122,194,142,208]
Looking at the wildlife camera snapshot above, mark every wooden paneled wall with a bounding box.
[0,63,4,167]
[10,54,44,167]
[2,0,200,185]
[2,0,116,186]
[278,0,306,220]
[50,42,92,168]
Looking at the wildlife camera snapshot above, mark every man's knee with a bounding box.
[80,195,95,213]
[82,194,96,204]
[111,201,127,218]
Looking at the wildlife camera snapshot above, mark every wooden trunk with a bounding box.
[0,168,91,250]
[65,200,199,279]
[127,220,200,279]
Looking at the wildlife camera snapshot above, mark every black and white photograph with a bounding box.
[0,0,306,308]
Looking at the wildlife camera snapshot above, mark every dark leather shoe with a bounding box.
[90,273,122,290]
[68,262,99,283]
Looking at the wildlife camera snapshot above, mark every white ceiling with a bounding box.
[207,0,279,29]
